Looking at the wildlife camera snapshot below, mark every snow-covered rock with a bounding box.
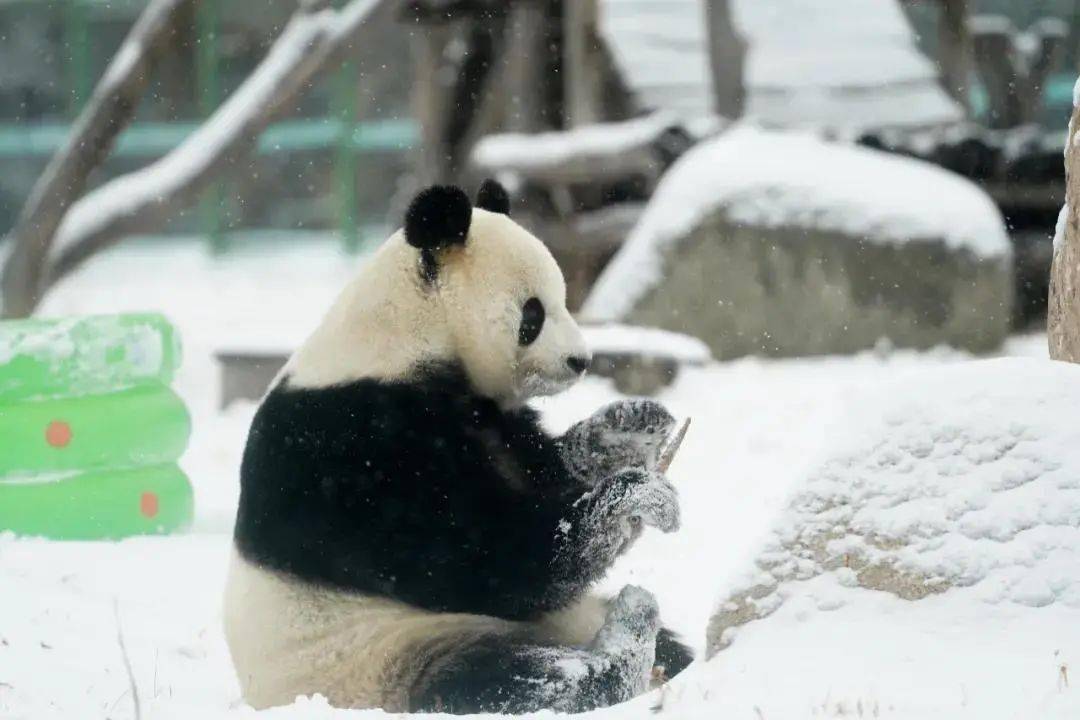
[583,126,1014,359]
[703,358,1080,716]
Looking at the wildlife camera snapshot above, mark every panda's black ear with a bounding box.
[404,185,472,251]
[475,178,510,216]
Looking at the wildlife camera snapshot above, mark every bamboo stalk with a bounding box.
[656,418,691,473]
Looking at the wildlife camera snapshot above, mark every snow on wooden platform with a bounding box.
[471,112,682,181]
[599,0,962,131]
[583,323,711,364]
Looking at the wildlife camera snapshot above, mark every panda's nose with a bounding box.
[566,354,591,375]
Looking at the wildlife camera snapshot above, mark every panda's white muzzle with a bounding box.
[519,312,590,399]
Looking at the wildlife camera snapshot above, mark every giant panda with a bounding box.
[223,180,692,714]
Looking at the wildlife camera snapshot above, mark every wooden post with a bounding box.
[1049,101,1080,361]
[412,24,456,185]
[937,0,971,113]
[504,0,547,132]
[970,16,1021,128]
[970,14,1067,128]
[703,0,746,119]
[563,0,599,128]
[1024,17,1068,120]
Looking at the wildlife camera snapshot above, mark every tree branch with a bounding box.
[4,0,390,316]
[0,0,197,318]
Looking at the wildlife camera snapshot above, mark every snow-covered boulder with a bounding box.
[583,127,1014,359]
[699,358,1080,716]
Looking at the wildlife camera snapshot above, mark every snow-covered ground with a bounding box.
[2,238,1074,719]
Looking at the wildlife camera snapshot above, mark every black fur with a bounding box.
[475,178,511,216]
[410,635,644,714]
[419,248,439,284]
[404,185,472,251]
[234,364,687,712]
[236,364,602,619]
[654,628,694,679]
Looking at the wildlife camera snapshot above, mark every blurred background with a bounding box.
[0,0,1074,323]
[4,4,1080,716]
[0,0,1075,440]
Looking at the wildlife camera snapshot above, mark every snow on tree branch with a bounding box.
[0,0,197,318]
[2,0,389,317]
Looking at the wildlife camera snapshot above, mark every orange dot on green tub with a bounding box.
[45,420,72,448]
[140,492,159,519]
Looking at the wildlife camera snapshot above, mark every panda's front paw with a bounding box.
[581,400,677,477]
[597,585,661,649]
[596,399,676,445]
[611,468,680,534]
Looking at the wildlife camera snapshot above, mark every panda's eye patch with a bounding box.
[519,297,545,346]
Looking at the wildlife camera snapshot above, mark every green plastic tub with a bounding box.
[0,463,193,540]
[0,313,181,401]
[0,313,194,540]
[0,383,190,475]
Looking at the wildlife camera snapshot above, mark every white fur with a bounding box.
[286,208,588,406]
[223,554,608,711]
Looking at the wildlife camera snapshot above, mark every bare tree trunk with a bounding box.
[703,0,746,119]
[442,19,505,180]
[1,0,390,317]
[412,25,457,186]
[563,0,600,128]
[1024,18,1068,118]
[938,0,971,113]
[503,0,548,132]
[1049,102,1080,361]
[0,0,197,318]
[410,6,510,187]
[970,14,1067,129]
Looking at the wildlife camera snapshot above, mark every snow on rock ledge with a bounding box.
[699,358,1080,716]
[583,126,1014,359]
[586,125,1012,319]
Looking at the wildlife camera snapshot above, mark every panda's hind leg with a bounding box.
[411,586,660,714]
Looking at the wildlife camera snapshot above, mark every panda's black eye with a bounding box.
[519,297,545,346]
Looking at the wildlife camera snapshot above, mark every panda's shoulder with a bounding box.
[252,364,467,435]
[247,362,543,453]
